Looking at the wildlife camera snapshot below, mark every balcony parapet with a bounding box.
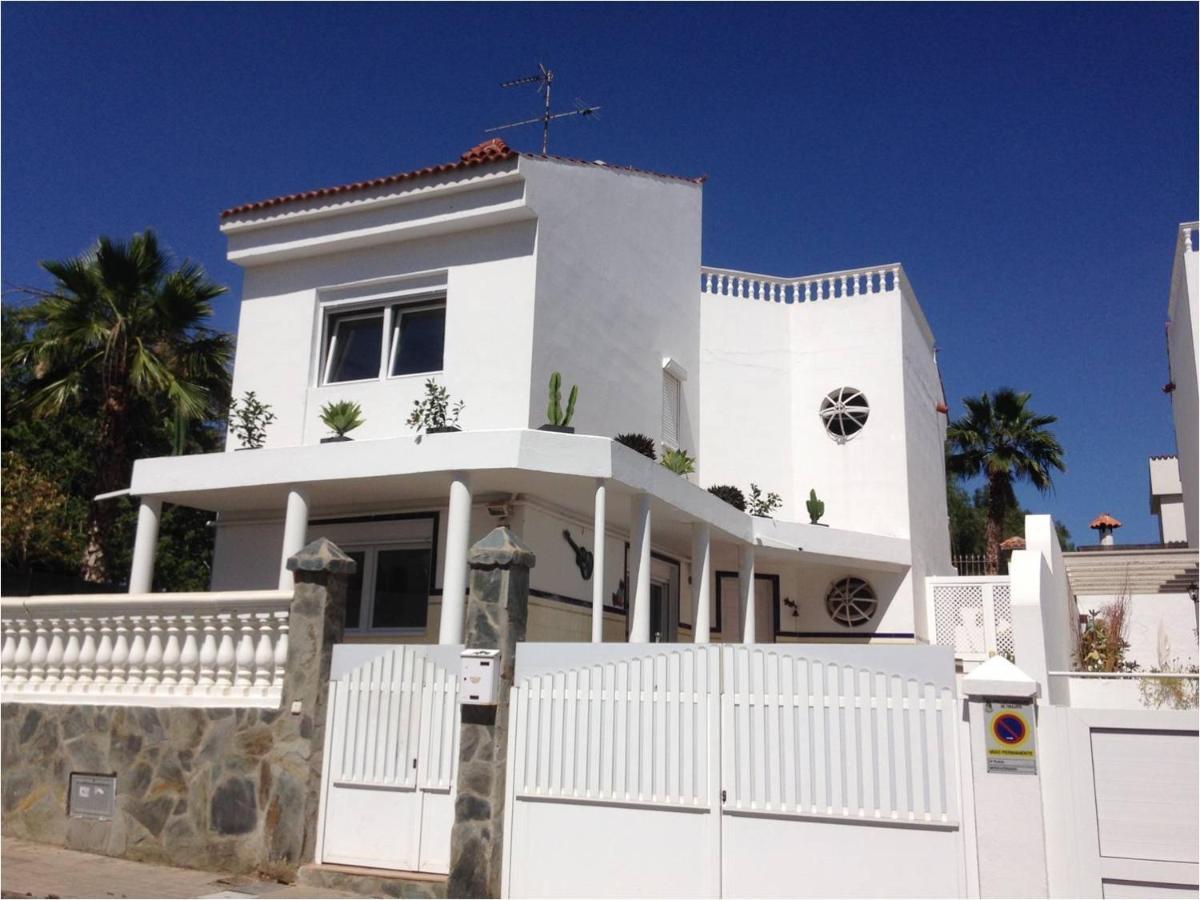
[701,263,908,304]
[0,590,292,708]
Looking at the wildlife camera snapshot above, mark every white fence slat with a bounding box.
[859,668,876,817]
[843,665,860,816]
[812,660,828,812]
[550,669,565,796]
[614,659,628,799]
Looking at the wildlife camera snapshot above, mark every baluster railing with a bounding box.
[0,591,290,707]
[701,263,907,306]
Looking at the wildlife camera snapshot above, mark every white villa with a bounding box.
[122,138,954,648]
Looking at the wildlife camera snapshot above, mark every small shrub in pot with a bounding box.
[747,483,783,517]
[228,391,276,449]
[407,379,464,434]
[614,432,657,460]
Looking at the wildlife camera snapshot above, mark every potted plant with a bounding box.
[614,433,656,460]
[661,447,696,476]
[747,483,782,518]
[707,484,746,511]
[228,391,276,450]
[806,489,827,525]
[319,400,365,443]
[540,372,579,433]
[407,378,464,434]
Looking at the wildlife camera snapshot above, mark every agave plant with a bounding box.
[320,400,365,438]
[707,484,746,511]
[660,448,696,476]
[614,432,656,460]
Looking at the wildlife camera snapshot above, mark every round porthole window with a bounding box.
[819,387,869,442]
[825,577,878,627]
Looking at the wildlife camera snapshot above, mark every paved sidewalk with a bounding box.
[0,838,361,899]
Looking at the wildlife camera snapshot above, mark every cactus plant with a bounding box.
[546,371,579,429]
[806,489,825,524]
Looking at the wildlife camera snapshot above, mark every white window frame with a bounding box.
[341,539,434,635]
[318,293,447,387]
[661,357,687,452]
[386,301,448,380]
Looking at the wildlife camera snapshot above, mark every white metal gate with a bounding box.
[927,576,1013,663]
[315,644,461,873]
[502,643,964,898]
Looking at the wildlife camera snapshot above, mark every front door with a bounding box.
[650,581,669,642]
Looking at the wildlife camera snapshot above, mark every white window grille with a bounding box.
[819,386,870,442]
[661,370,681,449]
[825,576,878,627]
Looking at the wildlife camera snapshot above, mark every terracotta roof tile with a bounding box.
[220,139,703,220]
[1089,513,1122,529]
[1000,536,1026,550]
[220,139,518,219]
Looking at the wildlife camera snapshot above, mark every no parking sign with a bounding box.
[984,701,1037,774]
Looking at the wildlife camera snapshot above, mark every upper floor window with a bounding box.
[661,360,685,450]
[322,300,446,384]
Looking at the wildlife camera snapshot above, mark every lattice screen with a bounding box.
[991,583,1014,660]
[931,583,986,655]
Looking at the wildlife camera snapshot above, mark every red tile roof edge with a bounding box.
[220,138,703,220]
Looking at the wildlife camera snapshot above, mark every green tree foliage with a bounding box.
[2,232,232,589]
[946,476,1074,564]
[947,388,1066,574]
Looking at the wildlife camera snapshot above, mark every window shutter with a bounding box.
[662,372,681,448]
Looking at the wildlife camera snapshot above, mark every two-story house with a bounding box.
[123,138,954,647]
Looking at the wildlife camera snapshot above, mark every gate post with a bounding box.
[265,537,354,874]
[448,526,535,899]
[962,656,1049,898]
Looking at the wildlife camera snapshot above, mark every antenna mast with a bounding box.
[486,64,600,154]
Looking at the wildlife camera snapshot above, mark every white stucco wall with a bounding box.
[698,275,952,638]
[1168,226,1198,548]
[227,221,538,448]
[520,157,703,447]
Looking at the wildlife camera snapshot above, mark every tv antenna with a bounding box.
[486,64,600,155]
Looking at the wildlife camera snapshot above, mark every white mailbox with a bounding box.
[460,648,501,705]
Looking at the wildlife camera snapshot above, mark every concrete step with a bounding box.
[297,863,446,899]
[1064,549,1198,597]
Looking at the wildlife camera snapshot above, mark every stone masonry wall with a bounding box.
[0,538,352,880]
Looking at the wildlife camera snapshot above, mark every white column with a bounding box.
[277,489,309,590]
[739,544,756,643]
[628,492,652,643]
[128,498,162,594]
[691,523,712,644]
[438,472,472,645]
[591,479,607,643]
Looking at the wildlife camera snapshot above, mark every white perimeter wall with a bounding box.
[521,157,703,447]
[1169,231,1198,547]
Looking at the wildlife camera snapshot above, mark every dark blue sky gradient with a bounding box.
[3,3,1196,544]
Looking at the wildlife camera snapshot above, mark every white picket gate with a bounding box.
[502,643,965,899]
[315,644,461,874]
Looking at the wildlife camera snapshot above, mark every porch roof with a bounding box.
[129,429,911,572]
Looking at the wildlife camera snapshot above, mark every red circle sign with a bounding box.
[992,712,1027,745]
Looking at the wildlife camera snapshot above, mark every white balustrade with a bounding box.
[0,591,292,708]
[700,263,906,305]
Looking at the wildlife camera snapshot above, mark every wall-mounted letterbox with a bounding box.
[461,648,501,705]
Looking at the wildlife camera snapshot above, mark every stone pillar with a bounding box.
[448,527,534,900]
[278,489,309,590]
[270,537,355,871]
[961,657,1049,898]
[739,544,757,642]
[691,523,712,644]
[440,472,473,645]
[628,492,653,643]
[128,497,162,593]
[591,479,607,643]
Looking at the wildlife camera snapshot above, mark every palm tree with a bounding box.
[947,388,1065,575]
[7,231,233,582]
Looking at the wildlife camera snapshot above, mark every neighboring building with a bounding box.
[1166,223,1199,548]
[124,138,953,647]
[1149,453,1187,545]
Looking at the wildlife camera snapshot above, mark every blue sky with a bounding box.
[3,3,1196,545]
